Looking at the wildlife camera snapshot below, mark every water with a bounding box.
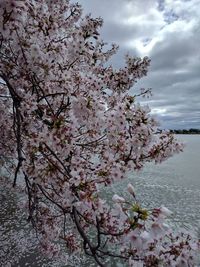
[1,135,200,266]
[108,135,200,236]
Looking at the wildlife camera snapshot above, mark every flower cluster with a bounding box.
[111,186,199,266]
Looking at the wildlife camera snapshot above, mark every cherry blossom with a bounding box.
[0,0,199,266]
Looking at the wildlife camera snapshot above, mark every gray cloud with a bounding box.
[76,0,200,129]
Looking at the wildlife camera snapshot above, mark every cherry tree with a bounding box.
[0,0,199,266]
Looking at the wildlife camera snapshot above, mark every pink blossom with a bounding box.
[112,194,125,203]
[160,206,173,217]
[127,183,135,197]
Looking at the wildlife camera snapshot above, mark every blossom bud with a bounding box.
[140,231,150,242]
[127,183,135,197]
[112,194,125,203]
[160,206,173,217]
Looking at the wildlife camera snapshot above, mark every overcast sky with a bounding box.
[76,0,200,129]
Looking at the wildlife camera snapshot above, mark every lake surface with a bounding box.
[1,135,200,266]
[112,135,200,234]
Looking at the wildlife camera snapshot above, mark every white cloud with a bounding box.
[151,107,167,115]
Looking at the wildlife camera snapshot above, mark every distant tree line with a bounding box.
[170,128,200,134]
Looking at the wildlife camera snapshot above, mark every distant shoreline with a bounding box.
[174,133,200,135]
[169,129,200,135]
